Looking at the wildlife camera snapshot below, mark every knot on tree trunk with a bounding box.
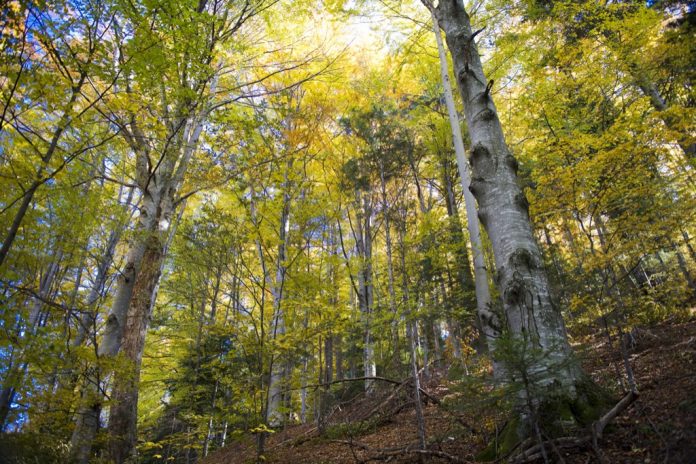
[509,248,538,273]
[504,272,534,310]
[470,143,497,179]
[473,107,495,124]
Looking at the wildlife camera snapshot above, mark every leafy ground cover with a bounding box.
[202,317,696,464]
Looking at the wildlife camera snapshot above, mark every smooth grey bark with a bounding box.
[203,380,219,457]
[354,191,376,393]
[74,187,136,349]
[432,10,494,348]
[430,0,583,391]
[439,151,486,353]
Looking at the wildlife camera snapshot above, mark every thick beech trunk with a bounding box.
[432,0,588,414]
[429,4,609,458]
[108,199,168,463]
[69,228,151,464]
[435,0,578,371]
[71,106,207,462]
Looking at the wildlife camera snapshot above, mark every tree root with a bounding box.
[509,391,638,464]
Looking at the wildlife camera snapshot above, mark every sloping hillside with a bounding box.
[202,319,696,464]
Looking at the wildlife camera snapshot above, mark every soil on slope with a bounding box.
[202,318,696,463]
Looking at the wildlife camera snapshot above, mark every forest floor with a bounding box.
[202,318,696,464]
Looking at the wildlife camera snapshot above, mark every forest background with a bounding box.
[0,0,694,462]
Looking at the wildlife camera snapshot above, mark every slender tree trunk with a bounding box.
[335,334,344,381]
[355,191,376,393]
[631,72,695,169]
[378,159,401,372]
[266,162,292,427]
[300,355,309,423]
[673,243,696,293]
[432,10,494,349]
[72,187,135,353]
[0,250,63,429]
[682,230,696,264]
[0,181,40,269]
[439,152,486,353]
[398,215,427,451]
[203,381,219,457]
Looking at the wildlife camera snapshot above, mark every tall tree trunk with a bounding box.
[355,191,376,394]
[430,0,589,417]
[439,151,487,353]
[631,72,695,169]
[108,225,166,463]
[683,230,696,264]
[69,226,151,464]
[378,158,401,370]
[432,10,494,349]
[266,161,292,427]
[398,213,427,451]
[673,243,696,293]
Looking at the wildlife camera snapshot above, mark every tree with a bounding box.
[424,0,606,449]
